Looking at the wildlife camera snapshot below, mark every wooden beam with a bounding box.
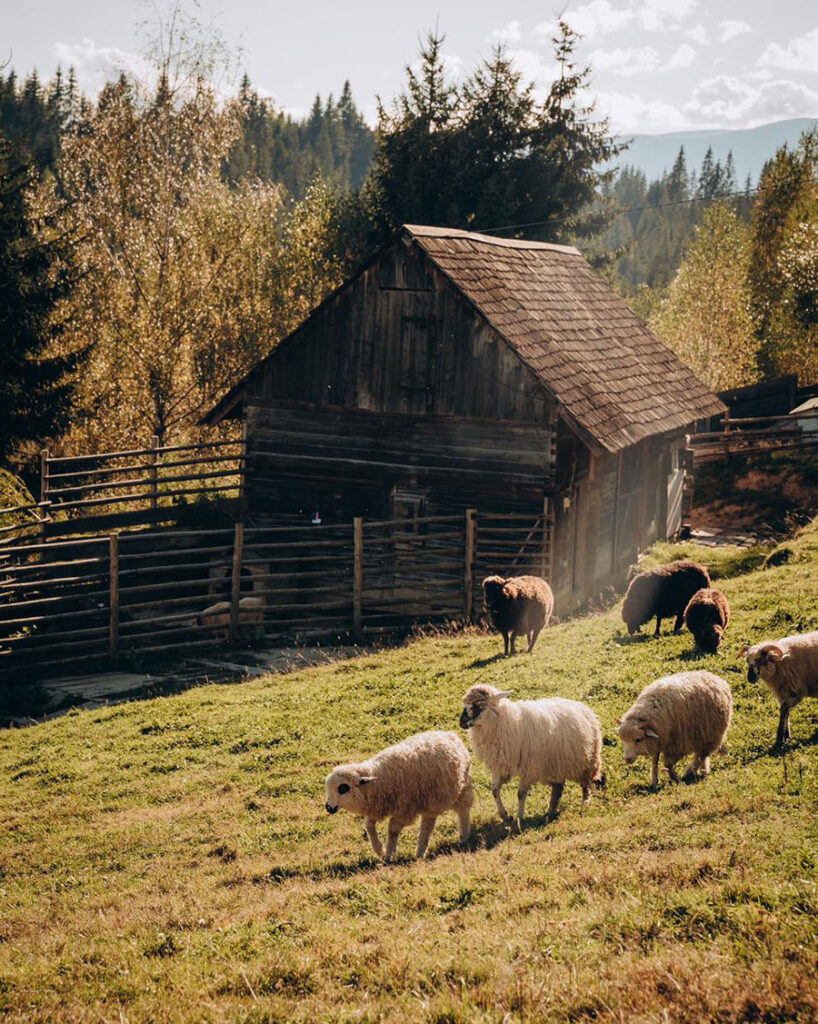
[109,533,119,658]
[353,517,363,636]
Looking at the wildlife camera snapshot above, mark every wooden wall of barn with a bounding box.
[549,432,677,612]
[242,235,557,523]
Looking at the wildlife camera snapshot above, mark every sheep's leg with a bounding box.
[384,820,403,862]
[650,751,660,788]
[673,612,684,634]
[510,632,518,655]
[664,755,681,784]
[515,785,529,831]
[364,819,385,859]
[682,754,702,781]
[775,699,794,749]
[547,782,564,820]
[491,772,513,823]
[527,626,543,653]
[581,782,591,803]
[456,803,471,845]
[654,616,662,637]
[699,755,711,776]
[502,631,509,656]
[415,816,437,859]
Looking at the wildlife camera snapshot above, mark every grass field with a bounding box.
[1,525,817,1023]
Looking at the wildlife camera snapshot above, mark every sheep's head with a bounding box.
[482,575,508,612]
[460,684,512,729]
[616,717,660,763]
[621,576,651,634]
[698,624,724,654]
[324,766,376,815]
[741,642,786,684]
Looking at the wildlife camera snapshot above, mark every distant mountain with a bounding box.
[612,118,817,186]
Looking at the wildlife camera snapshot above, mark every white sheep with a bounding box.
[616,670,732,788]
[460,685,604,829]
[324,730,473,862]
[742,630,818,749]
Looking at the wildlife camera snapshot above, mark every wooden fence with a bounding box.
[0,509,548,680]
[687,408,818,464]
[0,438,245,543]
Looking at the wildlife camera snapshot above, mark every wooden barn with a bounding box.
[205,225,724,612]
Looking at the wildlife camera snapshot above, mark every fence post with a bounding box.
[109,533,119,659]
[541,497,554,580]
[40,449,49,504]
[464,508,475,620]
[353,517,363,637]
[149,435,160,510]
[228,521,244,645]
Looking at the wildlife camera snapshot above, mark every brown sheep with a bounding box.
[684,588,731,653]
[482,575,554,655]
[621,561,711,637]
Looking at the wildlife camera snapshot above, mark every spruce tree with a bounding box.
[0,138,79,466]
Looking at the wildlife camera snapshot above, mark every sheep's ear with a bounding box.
[738,645,749,658]
[766,645,785,662]
[358,776,376,786]
[493,690,513,701]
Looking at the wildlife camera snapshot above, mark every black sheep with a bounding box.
[684,588,730,653]
[621,561,711,637]
[482,575,554,655]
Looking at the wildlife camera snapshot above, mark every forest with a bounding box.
[1,14,817,500]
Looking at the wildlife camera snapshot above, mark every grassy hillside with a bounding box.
[1,525,817,1023]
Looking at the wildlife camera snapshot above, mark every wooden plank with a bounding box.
[465,509,475,619]
[353,517,363,636]
[109,534,119,658]
[228,522,244,645]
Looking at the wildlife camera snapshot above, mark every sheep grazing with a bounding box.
[616,670,732,788]
[460,684,604,829]
[621,561,711,637]
[324,731,473,862]
[741,630,818,749]
[482,574,554,655]
[684,588,731,653]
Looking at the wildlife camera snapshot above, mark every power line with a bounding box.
[475,175,818,238]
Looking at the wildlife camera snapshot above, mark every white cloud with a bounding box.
[51,38,150,96]
[685,73,818,127]
[564,1,634,38]
[667,43,696,69]
[638,0,697,33]
[593,90,692,133]
[490,20,523,46]
[718,21,751,44]
[503,48,560,96]
[589,46,660,76]
[686,24,709,46]
[758,28,818,72]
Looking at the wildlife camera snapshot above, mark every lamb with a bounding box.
[616,670,732,788]
[741,630,818,749]
[324,731,473,862]
[460,684,604,829]
[621,561,711,637]
[684,588,731,653]
[482,574,554,655]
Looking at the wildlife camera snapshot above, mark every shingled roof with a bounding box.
[204,224,724,449]
[405,225,724,452]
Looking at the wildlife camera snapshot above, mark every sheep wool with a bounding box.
[622,561,711,637]
[617,670,732,788]
[325,730,473,862]
[742,630,818,748]
[482,574,554,655]
[684,588,731,653]
[460,684,603,828]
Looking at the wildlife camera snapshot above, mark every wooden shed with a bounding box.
[205,225,724,612]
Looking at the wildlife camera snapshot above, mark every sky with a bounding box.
[2,0,818,135]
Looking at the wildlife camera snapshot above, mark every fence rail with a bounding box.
[687,408,818,464]
[0,508,551,680]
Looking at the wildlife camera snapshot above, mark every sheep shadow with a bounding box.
[613,632,653,646]
[468,651,509,668]
[676,648,711,663]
